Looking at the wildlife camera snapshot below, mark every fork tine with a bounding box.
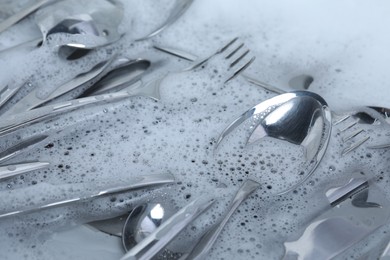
[342,136,370,156]
[225,56,255,83]
[225,43,244,59]
[217,37,239,54]
[339,120,358,132]
[342,129,364,142]
[186,37,240,71]
[230,49,250,68]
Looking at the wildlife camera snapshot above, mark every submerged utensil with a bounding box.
[216,91,332,194]
[0,0,57,34]
[284,177,390,259]
[2,55,118,116]
[121,196,215,260]
[0,161,50,181]
[0,133,49,164]
[184,179,260,260]
[122,203,176,252]
[2,56,150,117]
[0,173,174,219]
[136,0,194,41]
[35,0,124,52]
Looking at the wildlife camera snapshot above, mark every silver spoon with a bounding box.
[0,0,123,58]
[121,203,181,259]
[121,196,215,260]
[216,91,332,195]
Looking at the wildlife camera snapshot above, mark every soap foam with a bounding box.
[0,0,390,259]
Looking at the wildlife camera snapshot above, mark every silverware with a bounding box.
[2,55,119,116]
[215,91,332,194]
[121,196,215,260]
[183,179,260,260]
[136,0,195,41]
[334,107,390,155]
[0,161,50,181]
[121,202,177,252]
[284,177,390,259]
[0,133,50,164]
[0,173,174,219]
[0,38,255,134]
[0,0,57,34]
[0,82,26,110]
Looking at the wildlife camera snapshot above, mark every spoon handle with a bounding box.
[121,196,215,260]
[184,179,260,260]
[0,161,50,180]
[0,0,53,34]
[3,55,119,116]
[0,81,141,136]
[136,0,194,41]
[0,173,174,219]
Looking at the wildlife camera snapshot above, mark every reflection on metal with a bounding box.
[284,178,390,259]
[216,91,332,194]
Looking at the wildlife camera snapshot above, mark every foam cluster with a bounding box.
[0,0,389,259]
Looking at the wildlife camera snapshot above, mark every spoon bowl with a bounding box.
[216,91,332,194]
[121,203,176,252]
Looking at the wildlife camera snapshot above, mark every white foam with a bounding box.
[0,0,390,259]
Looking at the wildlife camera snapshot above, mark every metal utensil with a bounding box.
[0,161,50,181]
[0,0,57,34]
[2,55,118,116]
[121,196,215,260]
[136,0,194,41]
[284,177,390,259]
[153,44,315,93]
[215,91,332,194]
[0,173,174,219]
[35,0,123,45]
[0,133,50,164]
[183,179,260,260]
[334,107,390,155]
[122,203,176,252]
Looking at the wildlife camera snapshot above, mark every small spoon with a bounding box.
[121,203,181,259]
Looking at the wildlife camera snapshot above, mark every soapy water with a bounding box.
[0,0,390,259]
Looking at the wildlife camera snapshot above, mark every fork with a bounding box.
[333,108,390,156]
[186,37,256,83]
[0,38,255,136]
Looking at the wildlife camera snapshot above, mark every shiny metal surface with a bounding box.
[216,91,332,194]
[0,173,175,219]
[122,203,175,252]
[136,0,194,41]
[0,0,56,34]
[334,106,390,155]
[284,179,390,259]
[121,196,215,260]
[34,0,123,45]
[0,161,50,180]
[184,179,260,260]
[2,55,118,116]
[0,133,49,164]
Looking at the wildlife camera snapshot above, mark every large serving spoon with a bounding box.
[216,91,332,194]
